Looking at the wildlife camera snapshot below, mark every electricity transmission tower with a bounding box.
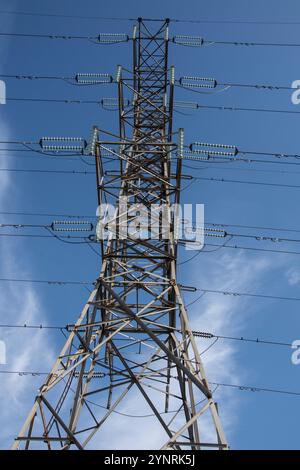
[13,18,228,450]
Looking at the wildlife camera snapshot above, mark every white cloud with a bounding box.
[187,251,273,442]
[0,276,56,444]
[86,390,167,450]
[285,267,300,286]
[0,127,56,447]
[0,16,56,444]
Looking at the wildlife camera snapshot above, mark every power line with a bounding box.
[186,103,300,116]
[184,152,300,164]
[204,39,300,47]
[177,81,292,93]
[0,210,96,218]
[182,240,300,258]
[3,222,300,258]
[0,10,136,21]
[0,222,49,230]
[2,27,300,49]
[0,212,296,235]
[0,323,64,330]
[193,175,300,190]
[210,382,300,397]
[203,242,300,257]
[0,278,93,286]
[0,73,74,81]
[0,233,94,246]
[0,149,116,163]
[174,37,300,48]
[0,370,51,376]
[4,95,300,116]
[194,330,292,347]
[0,153,86,161]
[192,287,300,303]
[0,32,129,45]
[4,217,300,251]
[4,220,300,245]
[5,166,300,181]
[1,74,294,93]
[0,233,92,242]
[207,221,300,234]
[0,222,90,231]
[225,231,300,244]
[0,32,95,40]
[4,153,300,169]
[0,321,293,348]
[0,73,114,87]
[173,19,300,26]
[187,142,300,161]
[6,97,106,105]
[0,148,35,152]
[0,140,37,145]
[0,365,299,399]
[184,162,300,176]
[4,137,300,165]
[4,210,299,234]
[1,277,300,304]
[2,28,300,49]
[1,11,300,26]
[0,168,94,175]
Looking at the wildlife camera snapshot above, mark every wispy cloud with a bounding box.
[0,117,56,447]
[188,251,273,442]
[87,391,167,450]
[0,9,56,445]
[285,266,300,286]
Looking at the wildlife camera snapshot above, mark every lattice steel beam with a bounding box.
[13,18,228,451]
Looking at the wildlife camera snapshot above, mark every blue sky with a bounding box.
[1,0,300,450]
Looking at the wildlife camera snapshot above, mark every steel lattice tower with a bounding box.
[13,19,228,450]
